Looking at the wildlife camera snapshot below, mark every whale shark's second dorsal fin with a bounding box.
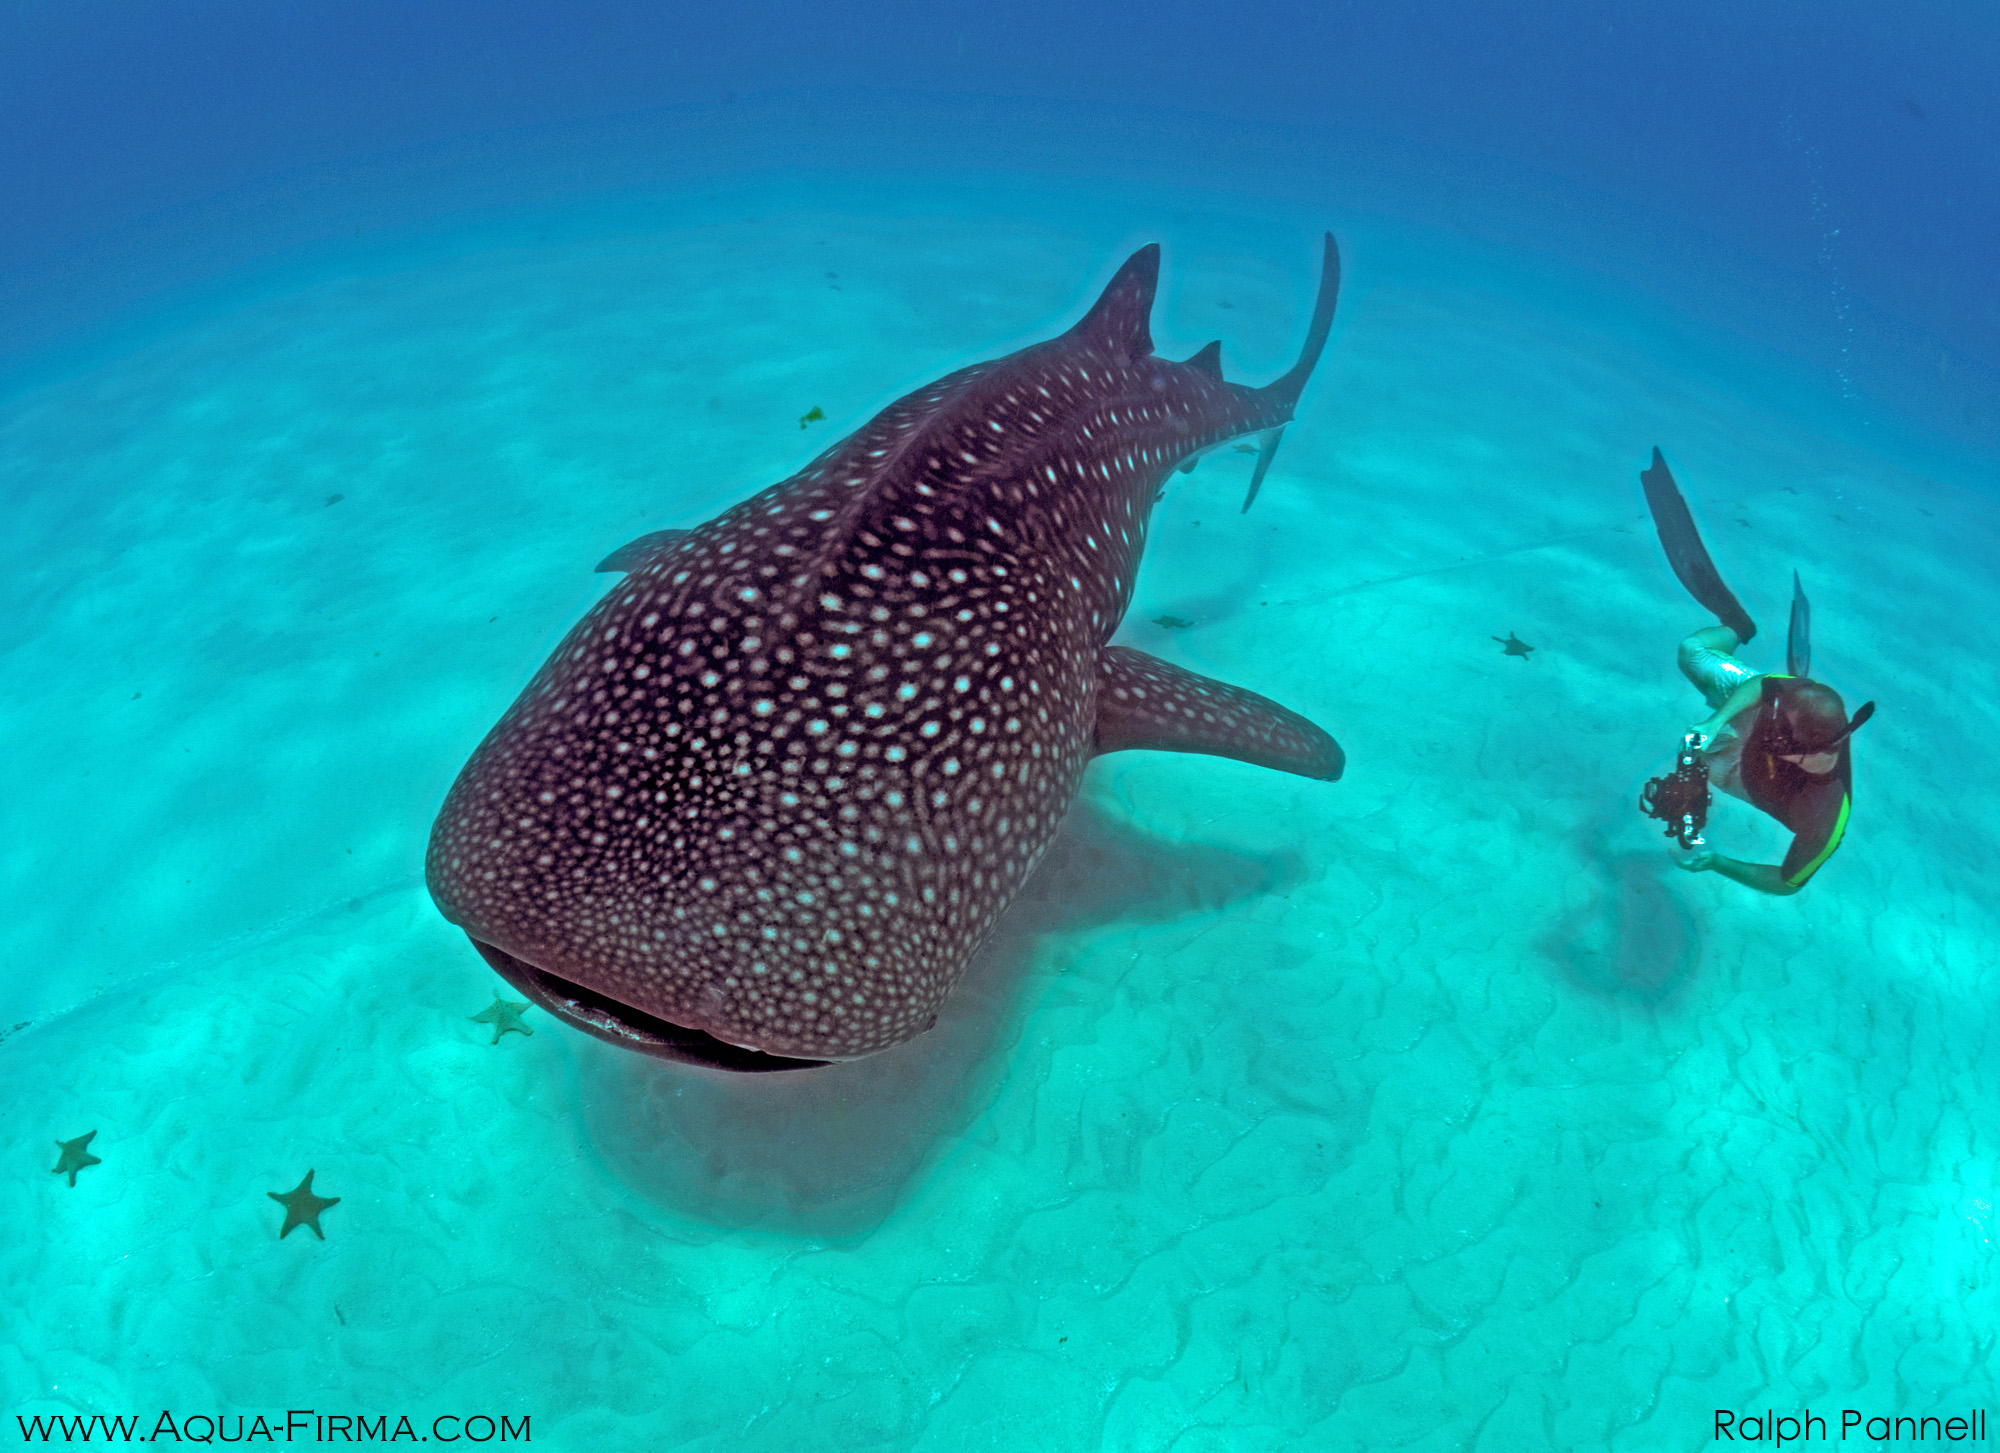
[1184,340,1223,378]
[1070,243,1159,358]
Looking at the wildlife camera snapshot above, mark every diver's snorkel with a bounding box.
[1766,687,1878,761]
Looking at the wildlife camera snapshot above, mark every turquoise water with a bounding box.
[3,172,1996,1446]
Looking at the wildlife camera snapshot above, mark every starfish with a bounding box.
[469,994,534,1043]
[269,1170,340,1240]
[52,1131,101,1187]
[1493,632,1535,659]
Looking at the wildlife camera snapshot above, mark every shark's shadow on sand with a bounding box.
[576,793,1307,1238]
[1541,806,1702,1006]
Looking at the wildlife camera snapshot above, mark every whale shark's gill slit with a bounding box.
[468,940,831,1072]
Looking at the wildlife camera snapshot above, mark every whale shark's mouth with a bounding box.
[466,938,830,1073]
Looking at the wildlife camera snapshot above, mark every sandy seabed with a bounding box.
[2,179,1995,1450]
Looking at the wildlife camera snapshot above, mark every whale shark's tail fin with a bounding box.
[1262,232,1341,411]
[1640,447,1757,643]
[1240,426,1288,514]
[1242,233,1341,512]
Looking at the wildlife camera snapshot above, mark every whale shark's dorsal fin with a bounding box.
[1184,340,1223,378]
[1070,243,1159,358]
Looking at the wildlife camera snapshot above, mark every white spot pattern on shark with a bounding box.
[426,236,1345,1068]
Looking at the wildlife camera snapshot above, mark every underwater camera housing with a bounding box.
[1640,731,1711,849]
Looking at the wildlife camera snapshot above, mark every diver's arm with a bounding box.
[1691,675,1766,749]
[1676,849,1801,896]
[1705,854,1801,895]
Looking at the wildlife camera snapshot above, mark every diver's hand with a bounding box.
[1674,848,1716,873]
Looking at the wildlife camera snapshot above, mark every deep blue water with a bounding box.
[5,0,1998,451]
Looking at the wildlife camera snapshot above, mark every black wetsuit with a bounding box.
[1738,676,1852,888]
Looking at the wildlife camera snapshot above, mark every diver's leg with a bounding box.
[1678,626,1756,710]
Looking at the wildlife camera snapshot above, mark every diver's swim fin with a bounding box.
[1786,570,1810,678]
[1640,447,1757,643]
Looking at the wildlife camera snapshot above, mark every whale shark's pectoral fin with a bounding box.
[1240,427,1287,513]
[1092,646,1344,780]
[595,529,692,573]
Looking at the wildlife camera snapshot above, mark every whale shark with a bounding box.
[427,235,1345,1070]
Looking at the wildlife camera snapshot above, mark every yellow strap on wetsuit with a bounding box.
[1784,791,1850,888]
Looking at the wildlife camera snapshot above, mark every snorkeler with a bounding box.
[1637,448,1875,894]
